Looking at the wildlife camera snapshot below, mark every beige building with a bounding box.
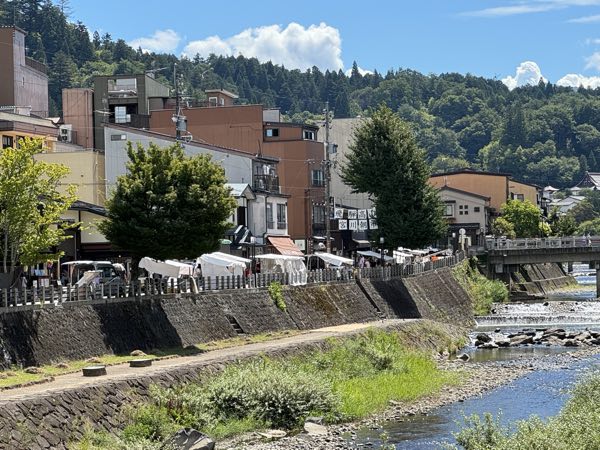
[438,186,490,247]
[0,111,58,150]
[429,169,541,215]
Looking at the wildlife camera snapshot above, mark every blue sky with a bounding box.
[69,0,600,89]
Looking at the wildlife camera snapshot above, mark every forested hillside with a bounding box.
[3,0,600,187]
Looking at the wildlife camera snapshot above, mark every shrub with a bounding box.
[268,281,286,311]
[121,405,177,443]
[205,359,338,428]
[453,258,508,315]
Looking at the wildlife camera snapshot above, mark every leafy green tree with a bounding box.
[430,155,471,173]
[100,142,236,266]
[342,105,446,249]
[0,139,77,279]
[569,200,597,223]
[491,217,516,239]
[577,218,600,236]
[500,199,541,238]
[553,214,577,236]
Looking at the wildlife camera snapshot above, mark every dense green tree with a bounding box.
[499,200,541,238]
[0,138,77,280]
[576,218,600,236]
[553,214,577,236]
[569,200,597,223]
[430,155,471,174]
[99,142,236,266]
[342,105,446,249]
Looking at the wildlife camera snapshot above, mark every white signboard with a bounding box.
[338,220,348,230]
[334,208,344,219]
[369,219,378,230]
[348,210,358,219]
[358,219,369,231]
[348,220,358,230]
[358,209,368,219]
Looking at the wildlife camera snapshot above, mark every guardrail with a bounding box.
[0,252,465,313]
[485,236,600,250]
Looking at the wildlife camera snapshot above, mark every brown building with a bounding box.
[429,169,541,215]
[0,26,48,117]
[62,88,94,148]
[149,92,325,251]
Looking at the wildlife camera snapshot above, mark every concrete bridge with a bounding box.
[484,236,600,296]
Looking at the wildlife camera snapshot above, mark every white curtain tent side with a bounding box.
[197,254,247,278]
[254,254,307,285]
[139,257,194,278]
[313,252,354,267]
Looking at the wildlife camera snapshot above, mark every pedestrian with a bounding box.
[365,259,371,268]
[358,255,365,268]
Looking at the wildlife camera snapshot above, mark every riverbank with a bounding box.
[234,344,600,450]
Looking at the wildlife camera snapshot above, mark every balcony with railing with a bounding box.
[253,174,280,193]
[25,57,47,74]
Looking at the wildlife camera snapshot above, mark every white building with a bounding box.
[103,125,289,244]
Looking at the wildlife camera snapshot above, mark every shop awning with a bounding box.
[314,252,354,267]
[267,236,304,256]
[352,239,371,249]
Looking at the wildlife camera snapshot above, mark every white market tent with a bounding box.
[139,257,194,278]
[356,250,394,262]
[314,252,354,267]
[255,253,307,285]
[197,253,249,278]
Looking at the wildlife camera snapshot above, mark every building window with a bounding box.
[277,204,287,229]
[303,130,315,140]
[2,136,13,149]
[15,135,25,148]
[209,97,218,106]
[266,202,274,229]
[265,128,279,137]
[312,169,324,187]
[474,206,481,212]
[313,205,326,224]
[114,106,129,124]
[443,204,454,217]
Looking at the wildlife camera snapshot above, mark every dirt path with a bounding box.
[0,319,413,403]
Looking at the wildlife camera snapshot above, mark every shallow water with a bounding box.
[350,264,600,449]
[352,354,600,449]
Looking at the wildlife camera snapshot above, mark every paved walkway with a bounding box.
[0,319,413,403]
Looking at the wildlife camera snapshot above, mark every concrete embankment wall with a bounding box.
[510,263,575,297]
[0,320,465,450]
[0,267,471,368]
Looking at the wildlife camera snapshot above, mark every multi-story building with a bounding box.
[0,111,58,149]
[438,186,491,248]
[149,90,324,253]
[92,74,170,151]
[429,169,541,215]
[103,124,293,254]
[0,26,48,117]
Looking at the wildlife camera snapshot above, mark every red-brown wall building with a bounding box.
[149,94,325,251]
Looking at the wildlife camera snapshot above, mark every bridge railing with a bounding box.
[485,236,600,250]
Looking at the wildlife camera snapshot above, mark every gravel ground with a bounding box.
[221,345,600,450]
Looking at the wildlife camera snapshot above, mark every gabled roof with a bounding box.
[225,183,256,199]
[438,185,491,201]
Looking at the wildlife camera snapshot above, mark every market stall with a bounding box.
[254,254,307,285]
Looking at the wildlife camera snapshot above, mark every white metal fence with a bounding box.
[485,236,600,250]
[0,252,465,313]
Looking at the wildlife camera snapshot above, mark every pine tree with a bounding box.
[342,105,447,249]
[589,150,598,172]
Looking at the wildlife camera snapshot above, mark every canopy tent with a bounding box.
[197,253,247,278]
[139,257,194,278]
[356,250,394,262]
[61,260,94,266]
[267,236,304,257]
[313,252,354,267]
[255,253,307,285]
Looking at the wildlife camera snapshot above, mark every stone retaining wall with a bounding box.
[511,263,576,297]
[0,269,473,368]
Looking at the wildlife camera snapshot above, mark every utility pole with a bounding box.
[324,101,332,253]
[174,63,181,140]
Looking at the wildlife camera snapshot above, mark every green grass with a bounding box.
[74,326,467,448]
[335,356,461,419]
[453,258,508,315]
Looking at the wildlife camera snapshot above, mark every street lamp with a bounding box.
[379,236,385,266]
[250,236,256,274]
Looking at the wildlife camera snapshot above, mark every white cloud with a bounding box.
[183,22,343,71]
[586,38,600,44]
[557,73,600,88]
[585,52,600,70]
[345,66,374,76]
[129,29,181,53]
[569,13,600,22]
[502,61,548,90]
[463,4,561,17]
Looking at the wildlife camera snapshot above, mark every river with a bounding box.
[350,263,600,449]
